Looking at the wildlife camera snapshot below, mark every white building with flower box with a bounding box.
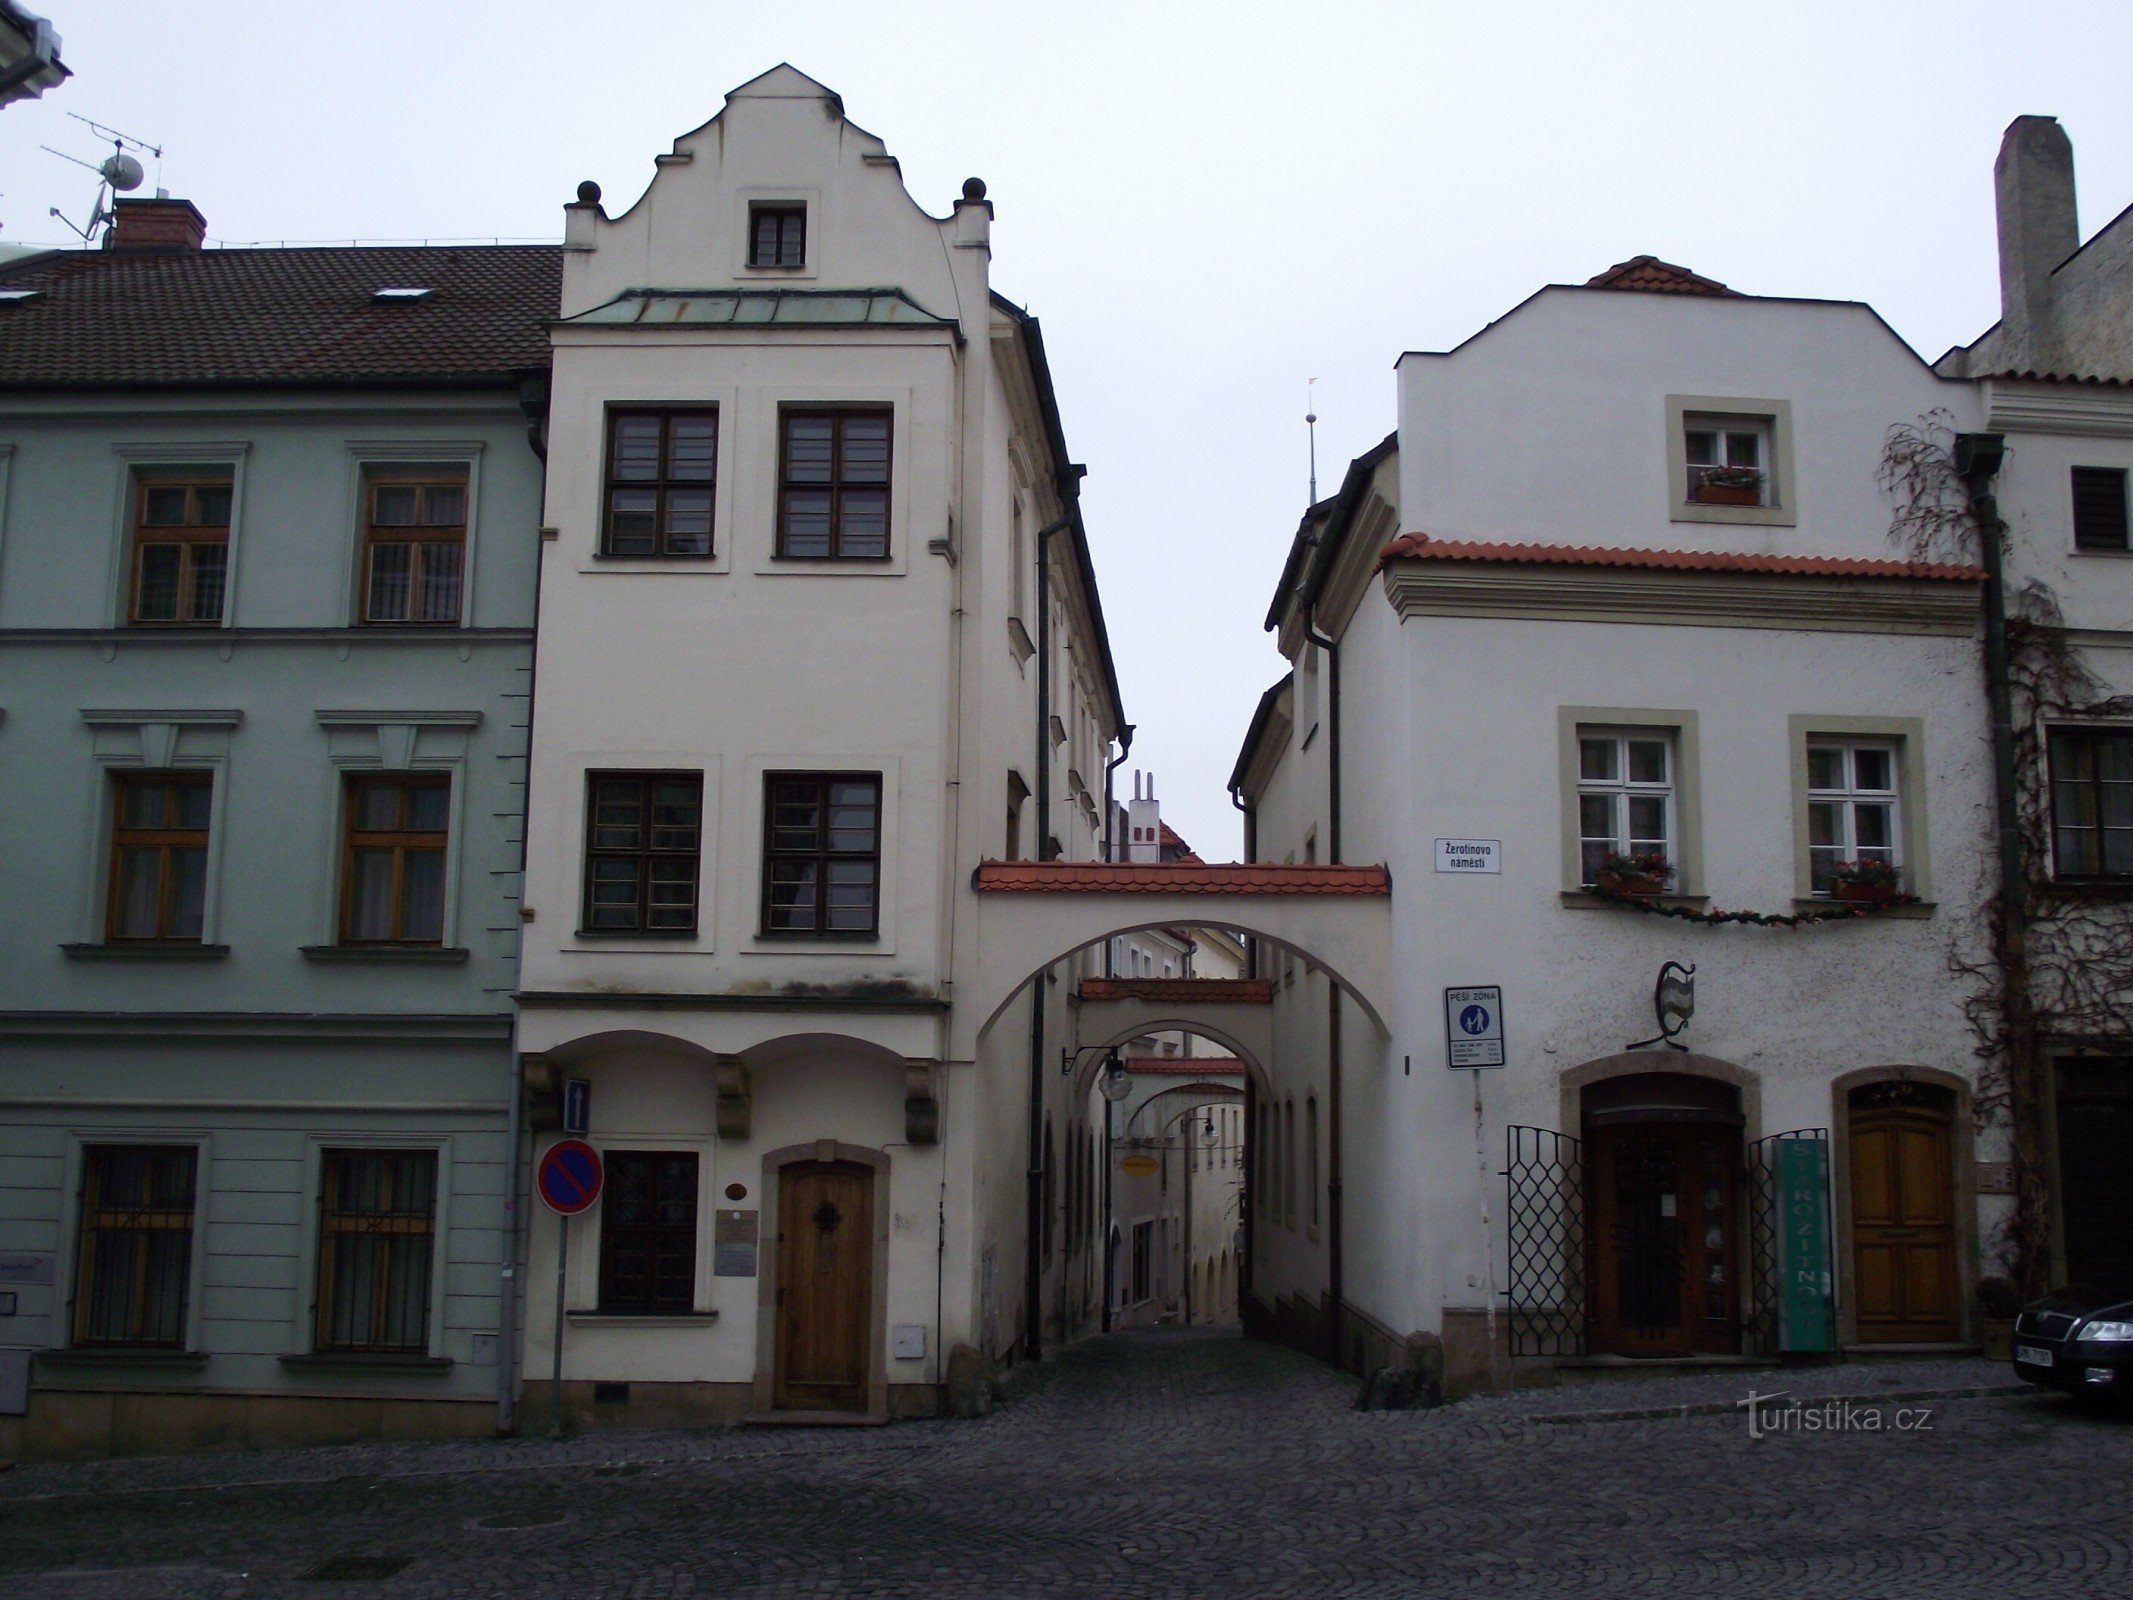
[1237,255,2006,1389]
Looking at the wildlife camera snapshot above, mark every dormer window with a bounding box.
[1684,416,1771,506]
[748,203,806,269]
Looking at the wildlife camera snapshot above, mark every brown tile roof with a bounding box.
[0,244,560,388]
[1584,255,1735,295]
[1078,978,1274,1004]
[1379,534,1984,582]
[1118,1057,1247,1076]
[1157,821,1203,864]
[975,860,1390,895]
[1984,369,2133,388]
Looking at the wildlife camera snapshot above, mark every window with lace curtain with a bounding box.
[361,473,465,624]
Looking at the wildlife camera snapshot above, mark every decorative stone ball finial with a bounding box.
[962,176,987,202]
[576,180,602,206]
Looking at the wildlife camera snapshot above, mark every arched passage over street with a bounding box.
[960,858,1393,1061]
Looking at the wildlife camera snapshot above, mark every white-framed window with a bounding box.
[1577,729,1674,886]
[1682,415,1773,508]
[1807,740,1901,894]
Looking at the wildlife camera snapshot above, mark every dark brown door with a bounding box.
[2056,1058,2133,1289]
[1850,1088,1959,1342]
[775,1160,873,1412]
[1588,1123,1741,1356]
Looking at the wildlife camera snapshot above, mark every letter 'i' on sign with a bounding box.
[1776,1139,1833,1353]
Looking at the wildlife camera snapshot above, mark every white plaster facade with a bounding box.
[513,68,1125,1421]
[1241,265,2005,1385]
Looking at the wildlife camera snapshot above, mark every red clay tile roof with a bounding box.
[1118,1057,1247,1076]
[1584,256,1735,295]
[975,860,1390,895]
[1079,978,1273,1004]
[1157,822,1203,864]
[0,244,559,388]
[1379,534,1984,582]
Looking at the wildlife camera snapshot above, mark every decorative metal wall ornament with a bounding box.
[1627,961,1697,1051]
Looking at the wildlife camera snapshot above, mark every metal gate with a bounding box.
[1504,1126,1586,1357]
[1746,1127,1831,1355]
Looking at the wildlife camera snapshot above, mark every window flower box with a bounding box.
[1690,466,1766,507]
[1830,858,1903,906]
[1595,850,1672,898]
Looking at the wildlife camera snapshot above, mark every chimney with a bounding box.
[107,195,207,254]
[1127,770,1161,865]
[1994,116,2077,366]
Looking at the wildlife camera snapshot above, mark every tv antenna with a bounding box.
[42,115,164,246]
[1306,378,1320,503]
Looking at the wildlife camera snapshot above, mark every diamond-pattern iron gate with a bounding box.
[1504,1125,1586,1357]
[1746,1127,1831,1355]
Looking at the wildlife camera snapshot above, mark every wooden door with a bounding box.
[1588,1124,1741,1356]
[775,1160,874,1412]
[1850,1091,1958,1342]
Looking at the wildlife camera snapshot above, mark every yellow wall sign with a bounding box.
[1119,1154,1161,1176]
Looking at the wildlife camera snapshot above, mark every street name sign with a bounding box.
[1433,838,1501,874]
[1444,985,1506,1068]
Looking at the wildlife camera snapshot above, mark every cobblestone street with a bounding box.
[3,1328,2127,1599]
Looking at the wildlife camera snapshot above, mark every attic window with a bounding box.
[0,288,43,304]
[371,287,433,304]
[748,203,806,269]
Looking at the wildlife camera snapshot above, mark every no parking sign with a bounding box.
[537,1138,603,1215]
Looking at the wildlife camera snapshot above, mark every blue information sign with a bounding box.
[537,1138,603,1216]
[563,1078,590,1136]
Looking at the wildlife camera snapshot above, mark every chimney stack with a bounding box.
[1127,770,1161,865]
[1994,116,2077,367]
[107,195,207,254]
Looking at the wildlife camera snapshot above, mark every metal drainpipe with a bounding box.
[1100,1066,1116,1332]
[1302,619,1344,1368]
[1103,728,1136,975]
[498,377,550,1437]
[1025,517,1070,1362]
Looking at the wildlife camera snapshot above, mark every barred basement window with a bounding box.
[130,473,231,625]
[362,474,465,624]
[598,1151,699,1314]
[316,1149,437,1353]
[73,1145,197,1348]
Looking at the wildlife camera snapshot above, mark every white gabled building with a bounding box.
[1239,255,2004,1389]
[513,66,1126,1423]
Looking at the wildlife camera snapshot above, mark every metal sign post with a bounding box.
[535,1138,603,1439]
[1443,986,1508,1388]
[1473,1066,1502,1392]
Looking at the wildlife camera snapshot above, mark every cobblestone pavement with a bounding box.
[2,1328,2126,1598]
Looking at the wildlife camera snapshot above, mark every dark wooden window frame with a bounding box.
[760,771,883,938]
[129,472,232,626]
[361,470,468,625]
[107,771,213,943]
[597,1150,700,1314]
[747,202,807,269]
[314,1148,438,1354]
[600,407,719,559]
[579,770,704,937]
[775,406,893,560]
[72,1144,198,1349]
[2072,465,2130,552]
[340,774,451,946]
[2048,725,2133,880]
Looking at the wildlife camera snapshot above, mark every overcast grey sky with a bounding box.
[6,1,2129,856]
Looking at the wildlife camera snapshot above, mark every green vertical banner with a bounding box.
[1776,1138,1833,1353]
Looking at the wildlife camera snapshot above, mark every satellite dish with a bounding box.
[100,153,144,192]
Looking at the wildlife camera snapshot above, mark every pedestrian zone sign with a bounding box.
[1444,986,1505,1069]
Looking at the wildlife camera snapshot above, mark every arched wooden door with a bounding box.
[1848,1082,1959,1343]
[775,1159,874,1411]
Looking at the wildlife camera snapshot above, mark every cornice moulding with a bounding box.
[1380,562,1981,636]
